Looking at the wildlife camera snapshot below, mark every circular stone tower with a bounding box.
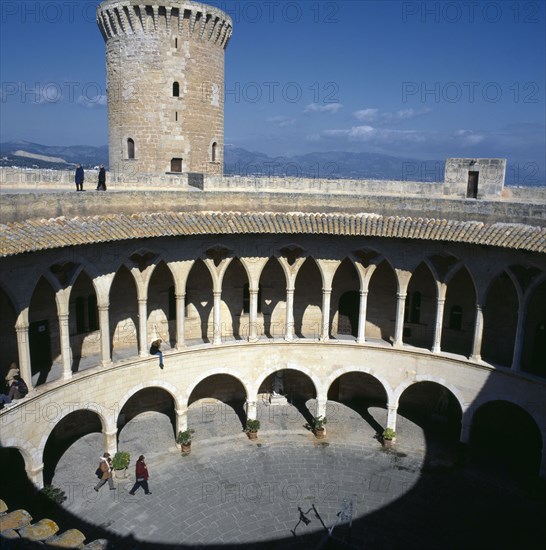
[96,0,232,180]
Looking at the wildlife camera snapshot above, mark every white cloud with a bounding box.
[353,107,431,122]
[266,115,296,127]
[324,125,427,144]
[304,103,343,114]
[353,108,379,122]
[77,94,107,108]
[455,129,485,145]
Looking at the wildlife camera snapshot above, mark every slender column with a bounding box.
[98,305,112,367]
[511,306,526,371]
[176,293,186,349]
[315,398,327,419]
[28,463,44,490]
[321,289,332,341]
[175,408,188,434]
[245,400,258,421]
[387,404,398,431]
[15,324,32,388]
[394,292,407,347]
[213,291,222,344]
[103,429,118,457]
[460,418,472,444]
[470,304,484,361]
[432,298,446,353]
[138,298,148,357]
[249,289,259,342]
[357,290,368,343]
[59,313,72,380]
[285,286,295,341]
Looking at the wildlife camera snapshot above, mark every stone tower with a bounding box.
[96,1,232,180]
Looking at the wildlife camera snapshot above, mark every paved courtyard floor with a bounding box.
[30,400,544,549]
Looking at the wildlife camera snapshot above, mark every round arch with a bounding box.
[255,364,321,399]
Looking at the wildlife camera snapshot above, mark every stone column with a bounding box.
[285,286,295,341]
[357,290,368,343]
[249,289,259,342]
[470,304,484,361]
[394,293,407,347]
[245,400,258,421]
[175,407,188,434]
[432,297,446,353]
[213,290,222,344]
[460,418,472,444]
[511,306,526,371]
[103,429,118,457]
[15,324,32,388]
[387,404,398,431]
[321,289,332,341]
[176,292,186,349]
[138,298,148,357]
[28,463,44,490]
[315,398,327,419]
[59,313,72,380]
[98,305,112,367]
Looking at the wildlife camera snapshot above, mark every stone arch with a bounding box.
[469,400,543,478]
[404,261,437,350]
[185,258,214,343]
[221,257,250,340]
[393,377,466,412]
[396,380,464,445]
[482,270,519,368]
[117,384,179,448]
[521,278,546,377]
[0,439,38,471]
[184,369,251,405]
[294,257,322,339]
[327,369,390,436]
[68,269,100,374]
[256,365,320,400]
[325,366,394,404]
[187,373,249,433]
[41,408,104,484]
[259,257,287,339]
[367,258,397,344]
[147,260,175,348]
[0,285,19,381]
[441,265,476,356]
[109,264,139,360]
[331,258,360,338]
[28,276,58,386]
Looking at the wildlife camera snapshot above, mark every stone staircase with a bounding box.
[0,499,108,548]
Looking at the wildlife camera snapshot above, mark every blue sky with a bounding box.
[1,0,545,179]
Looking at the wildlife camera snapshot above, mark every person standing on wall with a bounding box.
[75,164,85,191]
[129,455,152,495]
[97,165,107,191]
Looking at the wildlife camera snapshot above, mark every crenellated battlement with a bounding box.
[96,0,232,48]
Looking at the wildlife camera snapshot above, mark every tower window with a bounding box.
[127,138,135,159]
[173,81,180,97]
[175,37,178,49]
[211,141,218,162]
[175,111,178,122]
[171,158,182,173]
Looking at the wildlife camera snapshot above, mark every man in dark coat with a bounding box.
[97,165,107,191]
[75,164,85,191]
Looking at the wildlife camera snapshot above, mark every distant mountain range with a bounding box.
[1,141,542,185]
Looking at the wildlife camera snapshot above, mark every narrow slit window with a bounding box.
[173,81,180,97]
[127,138,135,159]
[211,141,218,162]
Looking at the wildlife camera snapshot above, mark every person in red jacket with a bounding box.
[129,455,151,495]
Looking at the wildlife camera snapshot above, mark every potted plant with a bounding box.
[112,451,130,478]
[246,419,260,440]
[176,429,195,454]
[312,415,327,439]
[382,428,396,447]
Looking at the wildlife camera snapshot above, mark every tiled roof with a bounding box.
[1,211,545,257]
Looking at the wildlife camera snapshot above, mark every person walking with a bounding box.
[75,164,85,191]
[150,339,164,369]
[94,452,115,492]
[97,165,107,191]
[129,455,151,495]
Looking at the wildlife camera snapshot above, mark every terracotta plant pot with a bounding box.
[382,437,396,448]
[181,443,192,454]
[314,428,326,439]
[247,431,258,440]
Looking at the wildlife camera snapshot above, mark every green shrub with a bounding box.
[246,419,260,433]
[382,428,396,440]
[112,451,130,470]
[176,429,195,444]
[40,485,66,505]
[313,416,327,430]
